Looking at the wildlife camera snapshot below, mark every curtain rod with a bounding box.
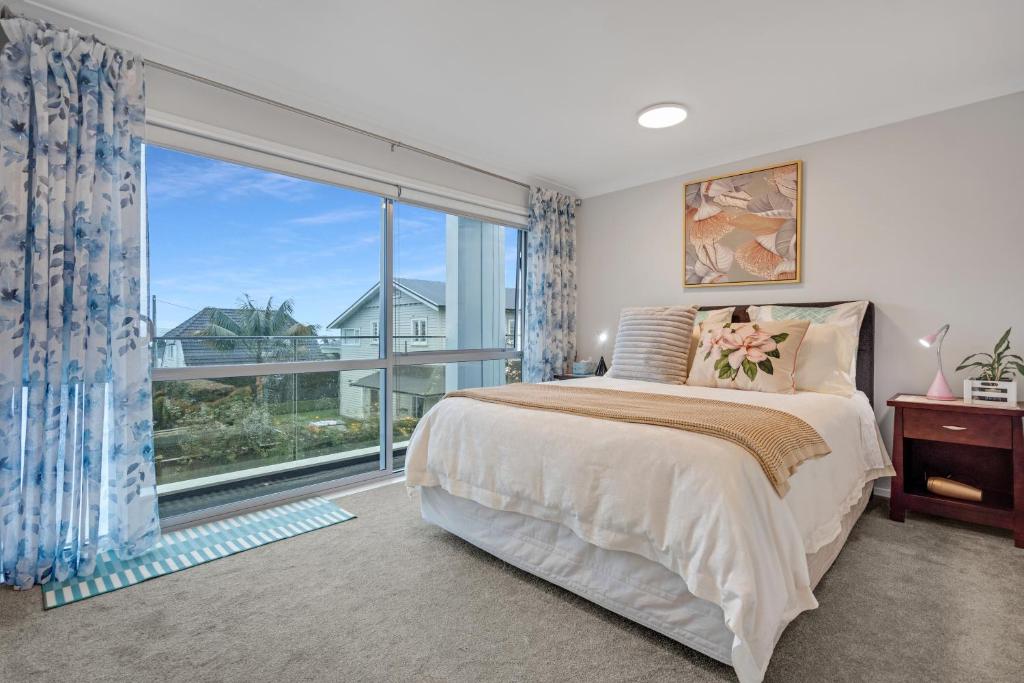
[146,60,536,193]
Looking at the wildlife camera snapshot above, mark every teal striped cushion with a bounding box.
[766,305,837,324]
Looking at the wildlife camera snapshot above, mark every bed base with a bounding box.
[420,482,873,668]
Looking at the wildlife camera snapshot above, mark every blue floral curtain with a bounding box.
[524,187,577,383]
[0,15,159,589]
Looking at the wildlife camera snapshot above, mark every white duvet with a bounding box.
[405,376,894,682]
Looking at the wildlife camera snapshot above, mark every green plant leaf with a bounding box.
[718,364,736,380]
[1015,362,1024,377]
[995,327,1011,354]
[766,349,781,359]
[757,359,774,375]
[955,361,986,372]
[742,358,758,381]
[770,333,790,344]
[958,352,992,367]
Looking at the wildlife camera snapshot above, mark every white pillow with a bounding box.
[795,323,856,396]
[747,301,868,381]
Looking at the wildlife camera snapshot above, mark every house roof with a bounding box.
[351,364,445,396]
[160,307,322,366]
[329,279,517,329]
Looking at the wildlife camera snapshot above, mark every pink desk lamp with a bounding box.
[919,324,956,400]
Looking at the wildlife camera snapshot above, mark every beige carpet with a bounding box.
[1,482,1022,682]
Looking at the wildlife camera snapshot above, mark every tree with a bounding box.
[195,294,317,363]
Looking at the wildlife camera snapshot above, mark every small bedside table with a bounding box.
[887,394,1024,548]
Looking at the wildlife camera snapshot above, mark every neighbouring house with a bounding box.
[154,307,323,368]
[327,278,518,419]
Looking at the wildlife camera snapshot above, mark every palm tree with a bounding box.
[195,295,317,364]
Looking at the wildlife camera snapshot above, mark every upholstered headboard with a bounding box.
[698,301,875,404]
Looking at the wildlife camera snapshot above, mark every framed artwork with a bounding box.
[683,161,802,287]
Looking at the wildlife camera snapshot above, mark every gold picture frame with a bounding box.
[683,160,803,288]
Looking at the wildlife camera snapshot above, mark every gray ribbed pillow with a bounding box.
[606,306,697,384]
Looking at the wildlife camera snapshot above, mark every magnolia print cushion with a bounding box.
[687,307,736,375]
[686,319,811,393]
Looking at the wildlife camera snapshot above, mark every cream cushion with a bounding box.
[606,306,697,384]
[794,323,856,396]
[687,319,810,394]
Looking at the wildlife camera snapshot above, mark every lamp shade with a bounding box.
[919,324,949,348]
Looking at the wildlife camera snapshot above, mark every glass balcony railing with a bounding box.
[153,333,518,369]
[153,369,384,491]
[390,334,518,354]
[152,335,381,368]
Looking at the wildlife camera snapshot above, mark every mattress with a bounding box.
[420,482,873,667]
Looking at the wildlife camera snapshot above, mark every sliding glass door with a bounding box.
[145,144,524,524]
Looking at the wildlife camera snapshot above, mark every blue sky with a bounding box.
[147,146,518,333]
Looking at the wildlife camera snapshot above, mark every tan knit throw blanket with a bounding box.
[445,384,831,497]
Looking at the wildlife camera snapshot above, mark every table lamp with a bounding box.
[919,324,956,400]
[595,331,609,376]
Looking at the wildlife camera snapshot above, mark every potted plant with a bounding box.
[956,328,1023,406]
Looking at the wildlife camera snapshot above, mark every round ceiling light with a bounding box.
[637,103,688,129]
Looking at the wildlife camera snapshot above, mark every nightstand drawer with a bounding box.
[903,409,1012,449]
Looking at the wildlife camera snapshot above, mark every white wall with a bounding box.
[576,92,1024,446]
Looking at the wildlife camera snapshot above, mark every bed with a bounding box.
[405,302,894,683]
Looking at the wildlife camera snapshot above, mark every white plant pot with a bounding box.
[963,379,1018,407]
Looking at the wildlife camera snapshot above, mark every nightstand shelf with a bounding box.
[887,394,1024,547]
[901,490,1013,529]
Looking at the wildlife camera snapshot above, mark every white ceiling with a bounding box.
[20,0,1024,197]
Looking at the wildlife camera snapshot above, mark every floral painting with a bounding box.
[684,161,801,287]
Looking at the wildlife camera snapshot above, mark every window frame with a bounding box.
[410,317,428,346]
[341,327,361,346]
[144,126,526,529]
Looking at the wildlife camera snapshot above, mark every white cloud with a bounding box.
[288,208,379,225]
[147,156,312,203]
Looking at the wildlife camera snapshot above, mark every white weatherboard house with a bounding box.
[327,278,518,419]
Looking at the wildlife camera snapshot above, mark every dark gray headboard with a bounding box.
[698,301,875,404]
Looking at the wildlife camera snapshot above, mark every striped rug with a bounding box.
[42,496,355,609]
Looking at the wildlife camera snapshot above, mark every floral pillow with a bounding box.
[686,319,810,394]
[687,307,735,375]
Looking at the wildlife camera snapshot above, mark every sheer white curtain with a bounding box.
[0,14,160,589]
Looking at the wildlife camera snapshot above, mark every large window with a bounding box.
[146,144,523,523]
[393,203,522,353]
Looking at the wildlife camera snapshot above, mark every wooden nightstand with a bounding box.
[887,394,1024,548]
